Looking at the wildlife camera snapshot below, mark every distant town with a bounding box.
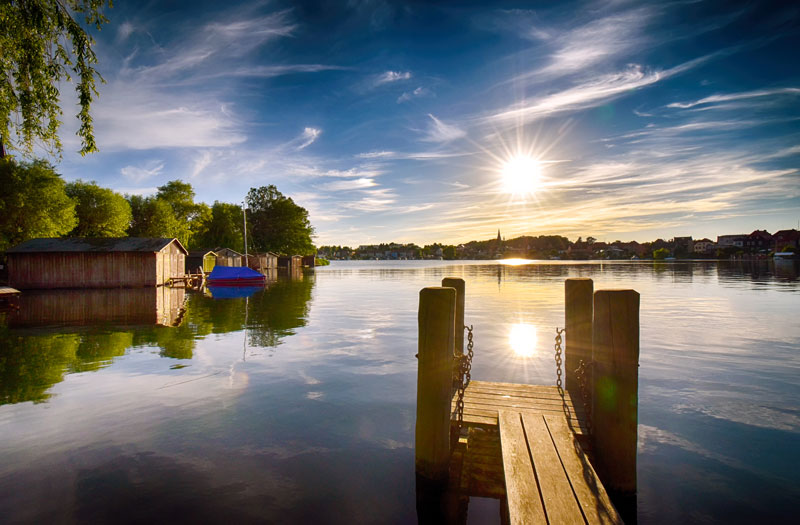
[318,228,800,261]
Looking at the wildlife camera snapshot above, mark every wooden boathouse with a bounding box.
[6,237,187,289]
[416,278,637,523]
[186,250,217,274]
[215,248,243,267]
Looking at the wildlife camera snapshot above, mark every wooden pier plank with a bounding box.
[498,411,547,525]
[521,412,585,524]
[545,415,623,525]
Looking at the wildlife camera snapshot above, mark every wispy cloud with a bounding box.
[320,178,377,191]
[486,55,715,126]
[375,70,412,85]
[538,9,651,78]
[397,86,430,103]
[341,188,397,212]
[190,151,213,178]
[423,114,467,143]
[121,160,165,183]
[667,87,800,109]
[296,127,322,150]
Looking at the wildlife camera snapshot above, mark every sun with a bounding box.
[500,155,542,195]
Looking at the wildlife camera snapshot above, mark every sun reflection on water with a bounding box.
[509,323,538,357]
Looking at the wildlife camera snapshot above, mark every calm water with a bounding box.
[1,260,798,524]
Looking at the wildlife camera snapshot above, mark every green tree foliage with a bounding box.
[0,158,76,250]
[192,201,244,251]
[653,247,670,260]
[127,194,183,242]
[0,0,111,155]
[65,180,131,237]
[246,185,315,255]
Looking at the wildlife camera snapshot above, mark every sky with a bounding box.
[49,0,800,246]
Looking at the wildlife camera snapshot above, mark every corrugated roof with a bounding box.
[7,237,188,255]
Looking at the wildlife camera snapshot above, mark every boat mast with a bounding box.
[242,201,248,259]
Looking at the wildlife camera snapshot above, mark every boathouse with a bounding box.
[277,255,303,270]
[244,252,278,273]
[214,247,243,267]
[7,237,187,289]
[186,250,217,273]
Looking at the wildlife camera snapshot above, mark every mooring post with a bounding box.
[591,289,640,494]
[565,278,593,394]
[441,277,465,357]
[416,286,457,483]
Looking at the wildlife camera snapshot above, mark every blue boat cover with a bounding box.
[207,266,264,280]
[208,286,262,299]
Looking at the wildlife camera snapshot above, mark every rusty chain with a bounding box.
[554,327,565,390]
[452,324,474,448]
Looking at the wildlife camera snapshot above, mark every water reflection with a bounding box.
[508,323,538,357]
[0,272,315,406]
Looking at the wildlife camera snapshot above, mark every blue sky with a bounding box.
[54,0,799,245]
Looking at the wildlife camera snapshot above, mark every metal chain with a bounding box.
[575,359,593,436]
[554,327,565,390]
[452,324,474,448]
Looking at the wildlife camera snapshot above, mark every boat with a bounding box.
[774,252,796,260]
[207,266,266,286]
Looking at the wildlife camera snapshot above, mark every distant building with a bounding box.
[7,237,187,289]
[744,230,773,252]
[693,239,716,254]
[773,229,799,251]
[717,234,747,248]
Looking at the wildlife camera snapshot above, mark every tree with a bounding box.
[155,180,208,247]
[65,180,131,237]
[192,201,244,251]
[0,0,111,156]
[653,248,670,260]
[0,158,76,250]
[127,195,183,242]
[246,185,314,255]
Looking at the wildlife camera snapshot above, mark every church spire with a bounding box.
[497,229,501,242]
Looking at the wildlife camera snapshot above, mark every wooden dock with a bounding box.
[0,286,21,309]
[416,278,638,524]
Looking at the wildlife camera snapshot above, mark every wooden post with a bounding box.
[441,277,465,356]
[565,278,593,394]
[416,286,457,482]
[591,289,640,494]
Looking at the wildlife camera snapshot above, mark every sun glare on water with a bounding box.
[509,323,538,357]
[501,155,542,195]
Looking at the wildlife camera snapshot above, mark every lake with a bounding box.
[1,260,798,523]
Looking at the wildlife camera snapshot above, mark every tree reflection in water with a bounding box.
[0,271,314,405]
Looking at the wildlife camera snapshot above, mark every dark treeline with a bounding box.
[0,158,314,255]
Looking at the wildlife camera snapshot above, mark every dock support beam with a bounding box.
[565,278,593,394]
[592,289,640,494]
[416,286,457,483]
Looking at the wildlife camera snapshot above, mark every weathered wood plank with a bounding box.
[461,392,585,412]
[498,411,547,525]
[522,413,585,524]
[469,380,567,394]
[461,405,587,432]
[545,415,622,525]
